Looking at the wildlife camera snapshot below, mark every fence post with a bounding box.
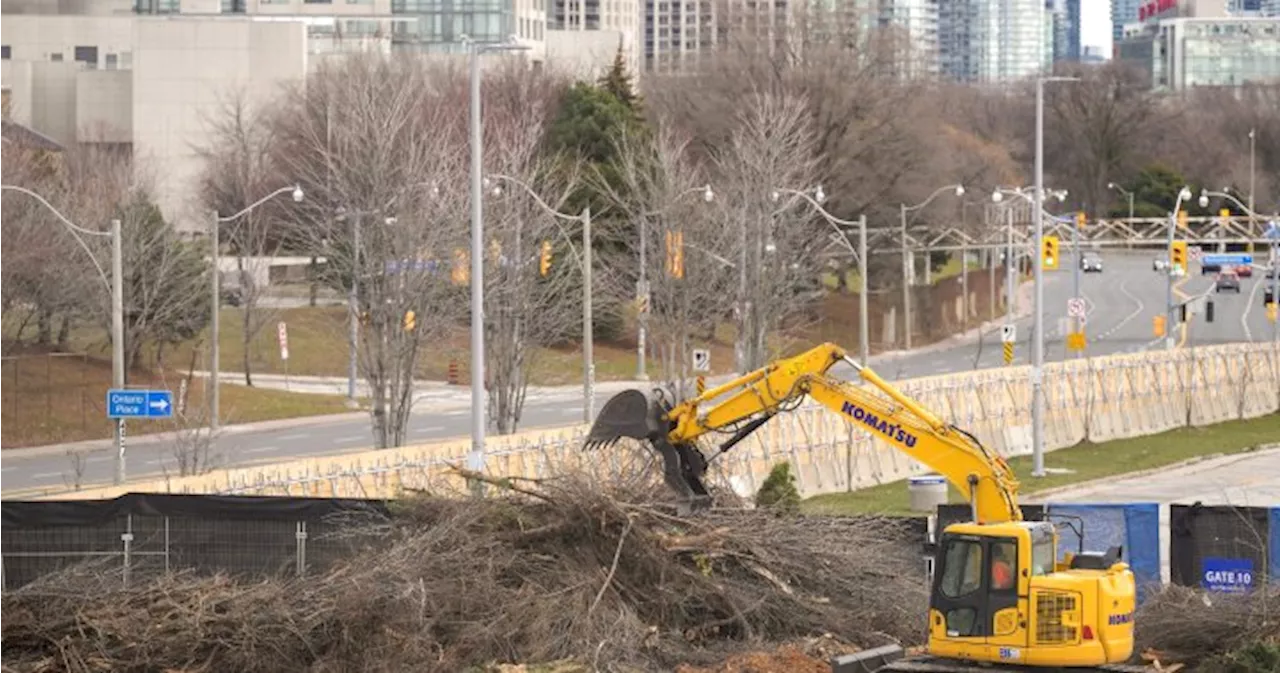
[164,516,171,574]
[121,514,134,588]
[295,520,308,577]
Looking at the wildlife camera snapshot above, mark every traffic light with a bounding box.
[539,240,552,277]
[1177,210,1188,230]
[1219,208,1231,220]
[665,229,685,279]
[1153,314,1166,337]
[1171,240,1187,270]
[404,310,416,332]
[451,249,470,285]
[1076,211,1087,229]
[1041,235,1059,271]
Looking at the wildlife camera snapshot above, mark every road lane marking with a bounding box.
[333,435,363,443]
[279,433,309,441]
[31,472,62,479]
[1096,277,1145,340]
[1241,275,1264,342]
[244,445,280,454]
[416,425,446,432]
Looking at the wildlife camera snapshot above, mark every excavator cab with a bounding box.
[914,520,1137,670]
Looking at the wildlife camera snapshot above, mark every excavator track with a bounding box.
[873,654,1158,673]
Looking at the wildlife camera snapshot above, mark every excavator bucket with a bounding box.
[584,389,712,511]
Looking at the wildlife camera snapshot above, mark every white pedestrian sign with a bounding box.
[692,348,711,372]
[277,322,290,361]
[1067,298,1086,318]
[1001,325,1017,344]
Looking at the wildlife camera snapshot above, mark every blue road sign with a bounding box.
[106,389,174,419]
[1201,253,1253,266]
[1201,557,1254,593]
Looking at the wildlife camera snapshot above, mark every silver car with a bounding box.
[1080,254,1103,273]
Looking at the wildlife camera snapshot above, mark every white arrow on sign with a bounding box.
[149,398,170,412]
[1001,324,1017,343]
[692,348,711,372]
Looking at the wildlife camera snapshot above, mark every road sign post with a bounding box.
[278,321,290,391]
[1002,342,1014,365]
[1001,325,1016,365]
[105,388,174,483]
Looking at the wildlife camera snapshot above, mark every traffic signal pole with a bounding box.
[1166,212,1176,350]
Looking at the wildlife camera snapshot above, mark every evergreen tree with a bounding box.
[597,41,641,115]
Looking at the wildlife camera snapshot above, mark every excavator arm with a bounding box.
[585,342,1021,523]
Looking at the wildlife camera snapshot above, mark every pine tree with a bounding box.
[597,40,642,115]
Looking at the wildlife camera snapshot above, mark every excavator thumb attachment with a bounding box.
[584,389,712,512]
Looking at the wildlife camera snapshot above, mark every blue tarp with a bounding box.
[1046,503,1162,603]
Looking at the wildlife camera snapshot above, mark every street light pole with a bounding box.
[348,213,361,401]
[211,185,304,432]
[1249,129,1256,217]
[635,185,715,380]
[464,38,531,485]
[487,174,595,422]
[769,186,870,365]
[899,183,966,352]
[1169,187,1193,351]
[1,184,125,481]
[111,218,125,483]
[1030,75,1078,478]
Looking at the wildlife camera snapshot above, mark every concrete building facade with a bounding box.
[1117,15,1280,90]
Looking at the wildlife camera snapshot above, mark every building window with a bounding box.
[50,53,64,61]
[1,46,10,59]
[105,53,119,69]
[74,45,99,68]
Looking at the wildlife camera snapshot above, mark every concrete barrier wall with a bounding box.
[46,342,1280,501]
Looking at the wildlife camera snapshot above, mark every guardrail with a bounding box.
[31,342,1280,501]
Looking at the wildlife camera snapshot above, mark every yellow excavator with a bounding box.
[584,342,1150,672]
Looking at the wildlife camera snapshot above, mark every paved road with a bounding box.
[3,251,1270,496]
[1035,447,1280,508]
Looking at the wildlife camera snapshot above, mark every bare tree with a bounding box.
[1044,62,1166,216]
[482,62,587,434]
[710,86,822,371]
[597,120,734,393]
[198,90,288,386]
[265,54,471,448]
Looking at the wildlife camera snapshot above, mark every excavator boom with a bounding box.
[584,342,1021,522]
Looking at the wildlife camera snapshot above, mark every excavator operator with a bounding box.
[991,544,1015,590]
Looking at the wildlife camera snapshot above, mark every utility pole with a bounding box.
[111,219,125,484]
[1006,207,1015,326]
[468,38,486,479]
[901,204,912,350]
[636,213,648,381]
[583,207,594,424]
[1072,211,1082,359]
[210,210,221,432]
[348,212,361,401]
[1031,78,1046,477]
[858,214,869,367]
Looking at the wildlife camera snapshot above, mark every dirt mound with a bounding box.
[0,470,928,673]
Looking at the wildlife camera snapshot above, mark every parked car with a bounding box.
[1215,271,1241,293]
[1080,253,1103,273]
[1235,264,1253,278]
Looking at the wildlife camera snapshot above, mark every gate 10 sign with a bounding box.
[1201,557,1254,593]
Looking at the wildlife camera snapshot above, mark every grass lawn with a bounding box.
[0,348,358,449]
[801,412,1280,517]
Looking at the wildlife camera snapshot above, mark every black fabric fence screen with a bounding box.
[1,493,389,590]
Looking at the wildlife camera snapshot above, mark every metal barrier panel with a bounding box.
[1046,503,1162,604]
[1170,504,1271,594]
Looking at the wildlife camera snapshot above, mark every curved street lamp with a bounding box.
[1107,182,1135,222]
[771,185,871,366]
[1,184,127,483]
[899,184,965,350]
[210,185,304,432]
[485,172,596,426]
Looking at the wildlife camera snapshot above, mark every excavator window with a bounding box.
[1031,536,1054,576]
[940,539,984,599]
[991,542,1016,590]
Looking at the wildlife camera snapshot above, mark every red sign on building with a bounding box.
[1139,0,1177,21]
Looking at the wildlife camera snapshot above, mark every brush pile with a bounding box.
[1,469,928,673]
[1136,584,1280,671]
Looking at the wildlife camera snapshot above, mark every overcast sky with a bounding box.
[1082,0,1116,58]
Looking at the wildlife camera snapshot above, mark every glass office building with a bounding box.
[1119,17,1280,90]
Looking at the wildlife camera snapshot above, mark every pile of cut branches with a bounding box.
[1136,584,1280,671]
[1,468,928,673]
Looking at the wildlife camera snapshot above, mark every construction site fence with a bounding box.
[37,342,1280,503]
[0,493,388,591]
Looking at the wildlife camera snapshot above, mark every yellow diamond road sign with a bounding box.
[1066,331,1086,352]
